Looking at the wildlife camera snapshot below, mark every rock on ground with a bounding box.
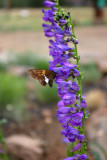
[6,134,45,160]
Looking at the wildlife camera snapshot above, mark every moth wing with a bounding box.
[28,69,56,87]
[39,77,47,87]
[28,69,44,79]
[28,69,47,87]
[48,78,53,88]
[45,71,56,87]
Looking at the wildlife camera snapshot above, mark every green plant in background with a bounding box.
[35,82,59,103]
[0,72,27,121]
[9,52,49,69]
[80,63,102,83]
[0,119,9,160]
[0,63,7,72]
[90,142,107,160]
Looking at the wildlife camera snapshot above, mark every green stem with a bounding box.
[0,124,8,160]
[69,14,87,154]
[56,0,59,10]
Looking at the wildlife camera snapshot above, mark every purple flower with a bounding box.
[72,82,79,91]
[59,19,67,25]
[45,31,55,37]
[57,107,71,114]
[74,39,79,44]
[74,104,81,110]
[53,24,64,35]
[73,69,80,77]
[62,137,70,144]
[80,99,87,108]
[70,112,83,127]
[56,44,72,52]
[63,93,76,105]
[64,30,72,36]
[64,157,75,160]
[80,154,88,160]
[42,9,55,22]
[42,23,52,32]
[63,63,77,69]
[70,107,76,113]
[43,1,56,7]
[59,67,70,79]
[72,143,81,151]
[59,114,71,123]
[77,134,85,143]
[57,100,64,108]
[52,7,57,11]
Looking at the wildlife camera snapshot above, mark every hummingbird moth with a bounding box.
[28,69,56,87]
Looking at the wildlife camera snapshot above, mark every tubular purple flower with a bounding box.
[52,7,57,11]
[70,107,76,113]
[53,25,64,35]
[59,114,72,124]
[57,100,64,108]
[42,9,55,22]
[62,137,70,144]
[77,134,85,143]
[72,143,81,151]
[43,0,56,7]
[64,157,75,160]
[74,39,79,44]
[57,107,71,114]
[56,44,72,52]
[63,93,76,105]
[64,30,72,36]
[71,82,79,91]
[45,31,55,37]
[63,63,77,69]
[80,99,87,108]
[73,69,80,77]
[70,112,83,127]
[59,19,67,25]
[80,154,88,160]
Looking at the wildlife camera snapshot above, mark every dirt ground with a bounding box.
[0,26,107,63]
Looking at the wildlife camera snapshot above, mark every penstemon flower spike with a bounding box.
[42,0,89,159]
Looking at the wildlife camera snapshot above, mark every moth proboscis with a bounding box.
[28,69,56,87]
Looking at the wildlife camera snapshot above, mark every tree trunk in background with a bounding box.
[4,0,11,11]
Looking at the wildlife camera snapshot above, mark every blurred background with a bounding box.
[0,0,107,160]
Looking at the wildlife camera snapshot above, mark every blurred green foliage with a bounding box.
[0,10,43,32]
[0,72,26,107]
[80,63,102,83]
[0,62,7,72]
[0,72,27,121]
[10,52,49,69]
[36,82,59,103]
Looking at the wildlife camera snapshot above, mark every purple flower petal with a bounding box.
[72,82,79,91]
[80,154,88,160]
[72,143,81,152]
[43,1,56,7]
[57,100,64,108]
[57,107,71,114]
[73,69,80,77]
[80,99,87,108]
